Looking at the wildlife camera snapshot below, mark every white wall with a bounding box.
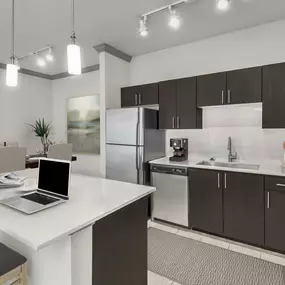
[0,69,52,154]
[52,71,101,177]
[129,19,285,162]
[129,19,285,85]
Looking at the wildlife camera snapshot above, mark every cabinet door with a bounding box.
[227,67,262,104]
[159,80,177,129]
[177,77,202,129]
[265,189,285,252]
[197,72,226,107]
[141,83,159,105]
[121,86,139,107]
[190,169,223,234]
[224,172,264,246]
[263,63,285,128]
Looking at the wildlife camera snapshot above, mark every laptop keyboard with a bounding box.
[22,193,60,205]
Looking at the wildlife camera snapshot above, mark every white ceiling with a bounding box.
[0,0,285,75]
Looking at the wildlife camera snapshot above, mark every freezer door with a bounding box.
[106,144,145,184]
[106,108,144,146]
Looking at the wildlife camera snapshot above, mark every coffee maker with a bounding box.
[169,138,188,162]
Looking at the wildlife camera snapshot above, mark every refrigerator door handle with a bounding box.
[136,122,139,146]
[136,109,140,146]
[136,147,141,170]
[136,146,139,170]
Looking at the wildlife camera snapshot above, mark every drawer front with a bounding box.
[265,176,285,191]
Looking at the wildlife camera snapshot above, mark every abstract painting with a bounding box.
[67,95,100,154]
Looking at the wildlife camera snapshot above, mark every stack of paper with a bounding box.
[0,173,26,189]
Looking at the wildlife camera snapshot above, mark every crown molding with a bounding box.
[50,64,100,80]
[0,63,99,80]
[94,43,132,63]
[0,63,52,80]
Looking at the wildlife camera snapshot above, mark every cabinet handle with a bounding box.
[228,90,231,104]
[172,117,176,129]
[276,183,285,187]
[222,90,224,104]
[139,94,142,105]
[218,173,220,188]
[177,117,180,129]
[267,191,270,209]
[224,173,227,188]
[135,94,138,105]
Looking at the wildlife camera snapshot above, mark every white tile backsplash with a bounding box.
[167,104,285,161]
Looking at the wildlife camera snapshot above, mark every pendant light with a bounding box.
[67,0,82,75]
[6,0,18,87]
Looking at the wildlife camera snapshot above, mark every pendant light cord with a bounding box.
[71,0,76,41]
[11,0,15,62]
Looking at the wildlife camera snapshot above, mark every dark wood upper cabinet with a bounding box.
[121,83,159,107]
[197,68,262,107]
[121,86,138,107]
[140,83,159,105]
[177,77,202,129]
[263,63,285,129]
[197,72,226,107]
[159,80,177,129]
[226,67,262,104]
[223,172,264,246]
[189,169,223,235]
[159,78,202,130]
[265,187,285,252]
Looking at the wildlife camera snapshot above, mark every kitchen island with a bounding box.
[0,169,154,285]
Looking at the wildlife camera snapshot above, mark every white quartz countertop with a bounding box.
[0,169,155,251]
[150,156,285,177]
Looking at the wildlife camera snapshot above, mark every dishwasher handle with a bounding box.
[151,165,188,176]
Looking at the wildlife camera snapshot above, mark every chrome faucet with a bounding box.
[227,136,237,162]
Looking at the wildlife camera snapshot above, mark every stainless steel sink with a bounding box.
[196,161,260,170]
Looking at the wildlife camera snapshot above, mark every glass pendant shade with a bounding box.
[67,44,82,75]
[6,63,18,87]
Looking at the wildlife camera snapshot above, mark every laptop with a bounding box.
[0,158,71,214]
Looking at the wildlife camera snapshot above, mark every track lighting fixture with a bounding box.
[139,0,231,37]
[139,0,189,37]
[67,0,82,75]
[168,7,181,29]
[139,16,148,37]
[216,0,230,11]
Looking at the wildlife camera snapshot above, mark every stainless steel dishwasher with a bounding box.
[151,164,189,227]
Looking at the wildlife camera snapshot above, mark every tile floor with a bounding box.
[147,220,285,285]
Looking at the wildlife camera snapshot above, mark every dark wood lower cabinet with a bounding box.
[190,169,223,235]
[265,189,285,252]
[93,197,148,285]
[223,172,264,246]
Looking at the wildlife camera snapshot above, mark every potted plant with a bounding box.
[29,118,53,156]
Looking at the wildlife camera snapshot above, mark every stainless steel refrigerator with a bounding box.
[106,107,165,185]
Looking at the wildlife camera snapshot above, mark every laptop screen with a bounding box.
[38,159,70,197]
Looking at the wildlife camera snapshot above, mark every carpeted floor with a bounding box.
[148,228,285,285]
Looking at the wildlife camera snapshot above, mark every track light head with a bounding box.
[36,54,46,67]
[216,0,230,11]
[46,48,54,61]
[139,16,148,37]
[168,7,181,29]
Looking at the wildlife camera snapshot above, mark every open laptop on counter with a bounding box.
[0,158,71,214]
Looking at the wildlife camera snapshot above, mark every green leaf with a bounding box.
[29,118,52,138]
